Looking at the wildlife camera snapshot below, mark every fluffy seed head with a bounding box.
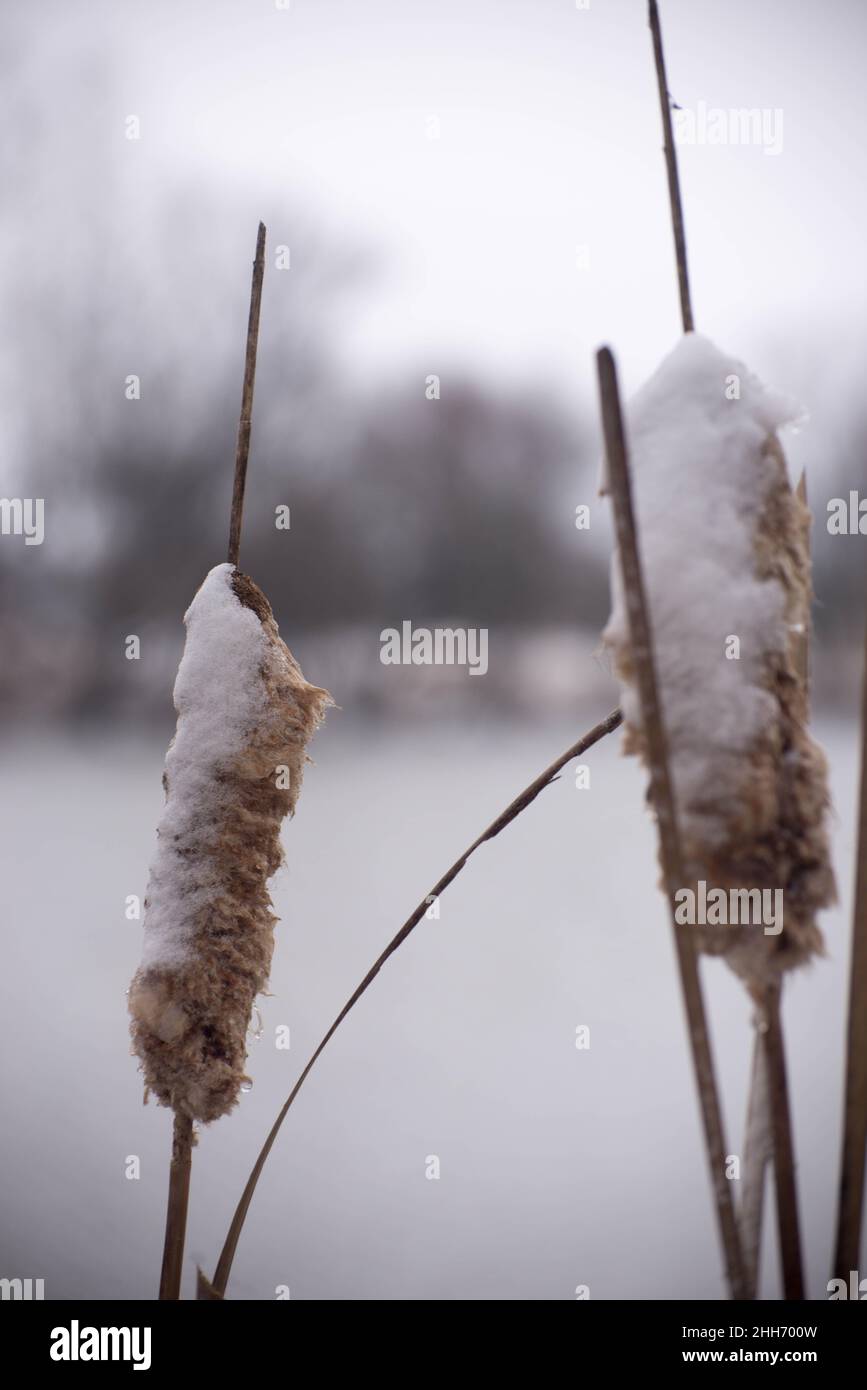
[603,336,835,987]
[129,564,330,1122]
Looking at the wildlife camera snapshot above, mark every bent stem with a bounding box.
[597,345,748,1300]
[208,707,623,1296]
[159,1111,194,1300]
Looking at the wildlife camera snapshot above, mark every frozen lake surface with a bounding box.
[0,713,860,1300]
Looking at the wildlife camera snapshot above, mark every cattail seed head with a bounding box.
[603,336,835,988]
[129,564,330,1122]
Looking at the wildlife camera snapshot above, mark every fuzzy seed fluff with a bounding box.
[603,335,835,987]
[129,564,330,1122]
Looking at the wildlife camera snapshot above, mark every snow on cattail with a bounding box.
[129,563,330,1123]
[603,334,835,988]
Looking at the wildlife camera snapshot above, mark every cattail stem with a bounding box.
[228,222,267,568]
[739,1029,773,1298]
[648,1,694,332]
[158,1112,194,1300]
[597,345,748,1299]
[208,707,623,1296]
[760,983,805,1298]
[154,223,266,1301]
[833,604,867,1278]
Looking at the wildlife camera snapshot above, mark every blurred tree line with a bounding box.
[0,38,862,723]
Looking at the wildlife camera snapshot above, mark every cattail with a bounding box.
[129,563,330,1123]
[603,333,835,990]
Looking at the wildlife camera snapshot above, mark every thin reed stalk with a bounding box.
[152,222,267,1300]
[208,707,623,1296]
[833,603,867,1278]
[597,345,748,1300]
[760,982,805,1298]
[739,1030,772,1298]
[228,221,267,568]
[648,1,693,332]
[158,1113,194,1300]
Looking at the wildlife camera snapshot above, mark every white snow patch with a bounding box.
[140,563,268,969]
[603,334,800,847]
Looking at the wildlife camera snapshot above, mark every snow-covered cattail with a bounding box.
[603,334,835,989]
[129,563,330,1123]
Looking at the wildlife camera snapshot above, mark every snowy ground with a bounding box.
[0,711,859,1301]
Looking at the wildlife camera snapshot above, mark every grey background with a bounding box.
[0,0,865,1300]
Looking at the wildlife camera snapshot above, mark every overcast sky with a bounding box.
[12,0,867,410]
